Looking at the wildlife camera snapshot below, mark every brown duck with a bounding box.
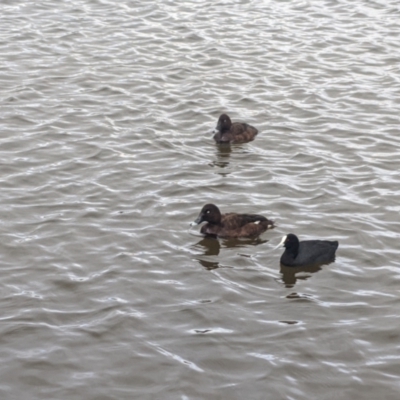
[213,113,258,144]
[190,204,274,238]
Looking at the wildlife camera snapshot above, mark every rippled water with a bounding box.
[1,0,400,398]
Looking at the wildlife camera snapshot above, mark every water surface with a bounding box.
[1,0,400,399]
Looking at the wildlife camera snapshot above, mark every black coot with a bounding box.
[279,233,338,267]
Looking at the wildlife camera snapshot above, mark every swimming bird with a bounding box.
[213,114,258,144]
[278,233,338,267]
[190,203,274,238]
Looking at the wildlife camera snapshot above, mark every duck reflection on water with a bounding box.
[193,237,221,270]
[193,237,268,270]
[209,143,232,170]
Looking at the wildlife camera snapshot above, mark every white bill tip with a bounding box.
[274,235,287,250]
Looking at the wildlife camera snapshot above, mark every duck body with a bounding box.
[280,233,338,267]
[213,114,258,144]
[191,204,274,238]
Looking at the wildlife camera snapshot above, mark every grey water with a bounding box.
[1,0,400,399]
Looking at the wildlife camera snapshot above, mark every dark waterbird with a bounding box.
[213,113,258,144]
[190,203,274,238]
[278,233,338,267]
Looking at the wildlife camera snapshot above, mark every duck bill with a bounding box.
[275,235,287,250]
[190,214,204,227]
